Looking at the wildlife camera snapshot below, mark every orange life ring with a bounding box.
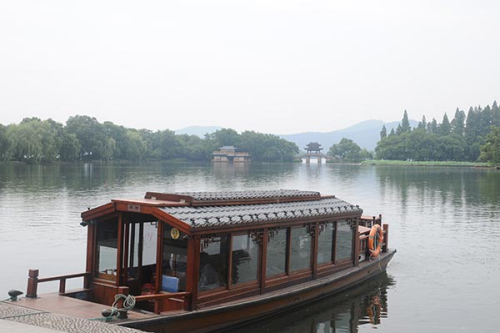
[368,224,384,257]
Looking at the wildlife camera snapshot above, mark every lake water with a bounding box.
[1,161,499,332]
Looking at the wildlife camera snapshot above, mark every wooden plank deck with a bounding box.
[0,300,144,333]
[18,293,155,321]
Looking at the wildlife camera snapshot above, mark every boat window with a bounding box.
[199,236,229,292]
[126,222,157,287]
[290,226,312,271]
[266,228,287,277]
[95,219,118,281]
[231,233,259,285]
[162,224,188,292]
[142,222,158,266]
[317,223,335,265]
[336,220,353,261]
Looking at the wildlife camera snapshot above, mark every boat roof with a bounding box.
[144,189,322,206]
[159,196,362,229]
[82,189,363,232]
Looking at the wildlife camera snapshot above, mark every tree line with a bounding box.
[0,116,298,163]
[374,102,500,163]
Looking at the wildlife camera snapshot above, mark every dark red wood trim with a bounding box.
[312,222,319,279]
[260,228,268,292]
[285,227,291,275]
[189,237,201,309]
[116,213,124,287]
[122,220,129,284]
[81,202,116,221]
[228,235,233,290]
[354,222,360,267]
[138,223,144,285]
[155,221,164,294]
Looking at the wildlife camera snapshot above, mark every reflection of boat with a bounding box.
[234,273,394,333]
[20,190,395,332]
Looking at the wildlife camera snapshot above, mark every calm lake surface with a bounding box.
[1,161,499,332]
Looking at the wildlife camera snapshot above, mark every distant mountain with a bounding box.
[175,120,419,151]
[175,126,222,137]
[279,119,418,152]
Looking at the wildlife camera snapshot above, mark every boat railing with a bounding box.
[26,269,91,298]
[134,291,191,314]
[360,214,382,228]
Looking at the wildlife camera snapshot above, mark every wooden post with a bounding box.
[354,231,360,267]
[116,286,129,319]
[312,224,319,279]
[26,269,39,298]
[85,222,95,289]
[189,237,201,310]
[260,228,268,292]
[383,224,389,252]
[155,221,164,294]
[116,213,124,286]
[59,278,66,294]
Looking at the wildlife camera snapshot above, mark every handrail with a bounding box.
[135,292,191,314]
[26,269,91,298]
[134,291,190,301]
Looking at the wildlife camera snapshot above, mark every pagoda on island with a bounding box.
[212,146,251,163]
[304,142,323,163]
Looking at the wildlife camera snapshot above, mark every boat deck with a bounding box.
[17,292,155,322]
[0,300,143,333]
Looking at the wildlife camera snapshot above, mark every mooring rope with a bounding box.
[90,294,136,322]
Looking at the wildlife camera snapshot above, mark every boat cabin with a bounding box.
[26,190,389,316]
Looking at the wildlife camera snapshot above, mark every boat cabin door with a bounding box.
[122,221,158,295]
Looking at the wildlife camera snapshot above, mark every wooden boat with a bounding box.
[21,189,396,332]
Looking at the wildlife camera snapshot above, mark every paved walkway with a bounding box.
[0,301,143,333]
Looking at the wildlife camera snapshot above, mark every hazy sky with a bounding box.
[1,1,499,134]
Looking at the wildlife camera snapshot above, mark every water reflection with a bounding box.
[375,166,500,208]
[235,273,394,333]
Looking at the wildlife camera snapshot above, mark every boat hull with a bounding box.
[121,249,396,333]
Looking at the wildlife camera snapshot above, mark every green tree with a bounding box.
[479,126,500,165]
[380,125,387,139]
[102,121,128,159]
[427,118,438,134]
[7,118,62,163]
[417,115,427,131]
[492,101,500,127]
[439,113,451,136]
[150,130,183,160]
[238,131,298,162]
[401,110,411,133]
[59,132,81,161]
[0,124,12,161]
[122,130,147,161]
[66,115,110,160]
[328,138,364,162]
[451,108,466,136]
[209,128,240,148]
[177,134,208,161]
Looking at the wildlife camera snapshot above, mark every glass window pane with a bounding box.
[142,222,157,266]
[317,223,335,265]
[290,227,311,271]
[232,234,259,285]
[199,236,229,291]
[96,220,118,279]
[162,224,188,292]
[336,221,353,261]
[266,229,287,277]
